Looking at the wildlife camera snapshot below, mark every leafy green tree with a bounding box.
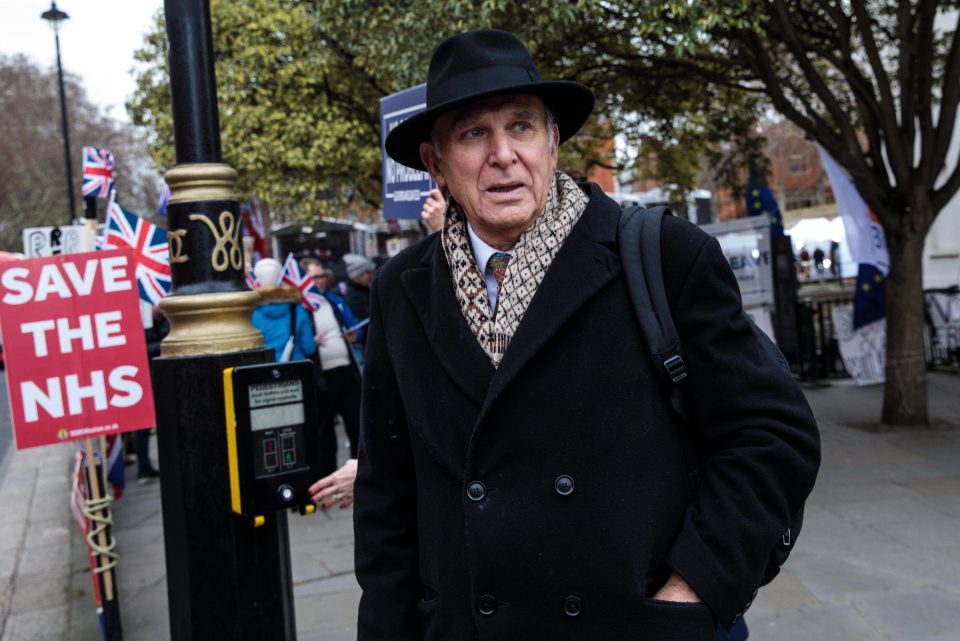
[130,1,959,425]
[0,54,161,252]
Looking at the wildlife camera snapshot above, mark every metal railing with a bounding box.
[789,286,960,381]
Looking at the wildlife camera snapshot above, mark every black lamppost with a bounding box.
[41,1,76,226]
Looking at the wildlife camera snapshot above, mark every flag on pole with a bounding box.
[241,198,270,262]
[102,202,172,305]
[280,253,325,311]
[104,435,125,500]
[817,144,889,329]
[81,147,115,199]
[746,174,785,236]
[852,263,886,329]
[158,184,171,218]
[816,145,889,274]
[245,270,259,290]
[70,450,90,534]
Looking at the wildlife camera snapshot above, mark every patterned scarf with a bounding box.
[441,171,588,367]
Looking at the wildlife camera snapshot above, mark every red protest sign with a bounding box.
[0,248,156,449]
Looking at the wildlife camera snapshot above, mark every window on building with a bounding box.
[789,153,808,175]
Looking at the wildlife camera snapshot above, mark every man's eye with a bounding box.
[464,128,484,138]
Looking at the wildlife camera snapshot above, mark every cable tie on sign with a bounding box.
[83,495,118,573]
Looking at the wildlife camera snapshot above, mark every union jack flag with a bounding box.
[102,202,171,305]
[81,146,115,199]
[280,253,323,311]
[245,270,259,290]
[241,198,270,262]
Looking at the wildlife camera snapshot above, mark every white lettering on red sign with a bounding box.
[1,255,132,305]
[0,248,156,449]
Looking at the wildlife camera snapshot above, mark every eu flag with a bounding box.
[747,174,785,236]
[853,263,886,329]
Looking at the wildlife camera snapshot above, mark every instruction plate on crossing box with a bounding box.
[249,380,303,407]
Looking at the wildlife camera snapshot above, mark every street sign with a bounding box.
[0,248,156,449]
[379,83,437,219]
[701,215,776,308]
[22,226,87,257]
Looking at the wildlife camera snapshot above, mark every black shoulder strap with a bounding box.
[289,303,298,339]
[618,205,688,420]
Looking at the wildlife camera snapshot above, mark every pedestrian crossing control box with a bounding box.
[223,361,320,523]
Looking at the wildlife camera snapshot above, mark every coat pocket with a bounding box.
[415,582,441,635]
[638,597,715,641]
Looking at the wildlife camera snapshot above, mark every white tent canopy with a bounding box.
[786,216,856,278]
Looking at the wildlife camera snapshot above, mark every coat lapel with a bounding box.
[477,188,621,423]
[401,237,495,408]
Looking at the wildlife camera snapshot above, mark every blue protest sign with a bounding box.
[380,84,436,219]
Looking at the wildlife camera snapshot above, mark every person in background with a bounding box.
[250,257,316,362]
[302,258,362,476]
[342,254,376,344]
[421,188,446,233]
[134,305,167,483]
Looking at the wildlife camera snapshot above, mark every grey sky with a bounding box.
[0,0,163,121]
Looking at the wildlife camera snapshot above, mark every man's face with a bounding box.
[419,94,559,249]
[306,264,326,288]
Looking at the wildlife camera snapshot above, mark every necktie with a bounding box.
[486,251,511,314]
[487,252,511,292]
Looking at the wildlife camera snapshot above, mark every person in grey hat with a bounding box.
[354,28,819,641]
[342,253,375,337]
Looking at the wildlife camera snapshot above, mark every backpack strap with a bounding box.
[618,205,688,420]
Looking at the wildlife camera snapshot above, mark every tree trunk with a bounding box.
[881,229,928,426]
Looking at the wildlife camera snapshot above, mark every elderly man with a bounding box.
[354,29,819,641]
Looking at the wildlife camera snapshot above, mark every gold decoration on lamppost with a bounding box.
[189,211,243,272]
[168,229,189,264]
[159,162,262,357]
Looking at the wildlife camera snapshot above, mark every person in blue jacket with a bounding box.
[251,258,316,362]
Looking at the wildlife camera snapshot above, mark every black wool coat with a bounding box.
[353,184,820,641]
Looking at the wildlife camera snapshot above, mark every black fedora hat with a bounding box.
[384,29,595,171]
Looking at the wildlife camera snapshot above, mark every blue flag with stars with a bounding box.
[853,263,886,329]
[747,174,785,236]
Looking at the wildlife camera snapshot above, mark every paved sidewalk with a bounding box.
[1,372,958,640]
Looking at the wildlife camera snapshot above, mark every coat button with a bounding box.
[477,594,497,615]
[563,595,582,617]
[466,481,486,501]
[554,475,575,496]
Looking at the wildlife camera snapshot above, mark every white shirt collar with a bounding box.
[466,222,508,275]
[466,222,512,312]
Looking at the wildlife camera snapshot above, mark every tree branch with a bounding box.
[932,157,960,213]
[932,14,960,178]
[849,0,910,187]
[914,0,937,192]
[766,0,864,162]
[896,0,917,172]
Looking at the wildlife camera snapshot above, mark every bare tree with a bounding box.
[0,54,161,252]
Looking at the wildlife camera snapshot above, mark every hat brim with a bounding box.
[384,81,595,171]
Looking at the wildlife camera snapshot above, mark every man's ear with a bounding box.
[420,142,446,187]
[550,123,560,164]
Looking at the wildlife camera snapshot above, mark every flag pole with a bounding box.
[81,437,123,639]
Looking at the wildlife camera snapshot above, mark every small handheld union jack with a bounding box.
[280,254,324,311]
[241,198,270,262]
[81,146,115,199]
[102,202,172,305]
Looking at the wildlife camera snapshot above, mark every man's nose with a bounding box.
[486,132,517,166]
